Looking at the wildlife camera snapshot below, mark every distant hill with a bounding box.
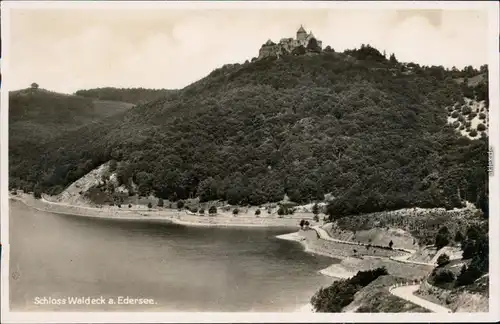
[9,45,489,217]
[74,87,176,105]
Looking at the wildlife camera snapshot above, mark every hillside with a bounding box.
[8,87,135,192]
[74,87,176,105]
[9,46,489,217]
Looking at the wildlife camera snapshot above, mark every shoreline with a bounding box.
[9,194,302,229]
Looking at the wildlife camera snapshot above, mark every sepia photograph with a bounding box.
[0,1,498,323]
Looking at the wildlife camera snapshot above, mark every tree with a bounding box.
[109,159,118,172]
[389,53,398,64]
[147,202,153,209]
[306,38,321,53]
[299,219,305,229]
[128,204,132,208]
[177,200,185,210]
[209,206,217,214]
[454,230,465,243]
[233,208,239,215]
[388,240,394,249]
[435,226,451,250]
[31,82,39,90]
[255,209,261,215]
[312,203,319,216]
[157,198,164,207]
[436,253,450,267]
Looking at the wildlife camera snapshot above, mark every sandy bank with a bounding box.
[9,194,300,229]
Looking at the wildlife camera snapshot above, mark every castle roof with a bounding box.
[297,25,307,34]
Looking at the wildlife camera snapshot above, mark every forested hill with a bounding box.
[9,46,489,217]
[74,87,176,105]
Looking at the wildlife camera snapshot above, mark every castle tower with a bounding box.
[296,25,307,42]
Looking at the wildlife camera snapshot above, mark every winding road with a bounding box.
[389,284,452,313]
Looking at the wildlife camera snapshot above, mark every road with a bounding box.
[389,284,452,313]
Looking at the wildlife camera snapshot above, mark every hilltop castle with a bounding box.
[258,25,323,59]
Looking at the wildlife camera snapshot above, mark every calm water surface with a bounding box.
[9,200,335,312]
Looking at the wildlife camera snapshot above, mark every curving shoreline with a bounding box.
[9,194,303,229]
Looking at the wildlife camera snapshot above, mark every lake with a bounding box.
[9,200,335,312]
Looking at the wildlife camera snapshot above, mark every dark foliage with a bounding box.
[435,226,451,250]
[457,223,489,285]
[75,87,176,105]
[9,51,488,216]
[436,253,450,267]
[311,267,388,312]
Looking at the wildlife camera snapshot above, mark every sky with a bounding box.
[7,7,491,94]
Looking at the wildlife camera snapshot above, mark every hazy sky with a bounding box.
[8,7,490,93]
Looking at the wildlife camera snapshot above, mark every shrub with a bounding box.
[233,208,239,215]
[477,123,486,131]
[299,219,305,229]
[479,112,486,120]
[469,129,478,137]
[310,267,388,312]
[469,112,477,119]
[157,198,164,207]
[208,206,217,214]
[255,209,261,215]
[435,226,451,249]
[434,269,456,284]
[313,215,319,222]
[451,111,459,118]
[128,204,132,208]
[454,231,464,243]
[459,125,465,130]
[465,121,471,128]
[199,208,205,214]
[177,200,185,209]
[147,202,152,209]
[461,106,471,115]
[191,207,198,213]
[452,121,460,128]
[437,253,450,267]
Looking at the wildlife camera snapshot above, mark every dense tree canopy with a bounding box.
[9,47,489,215]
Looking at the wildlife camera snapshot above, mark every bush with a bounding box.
[233,208,239,215]
[177,200,185,210]
[199,208,205,214]
[157,198,164,207]
[191,207,198,213]
[128,204,132,208]
[479,112,486,120]
[311,267,388,312]
[434,269,456,284]
[208,206,217,214]
[461,106,471,115]
[147,202,152,209]
[452,121,460,128]
[451,111,459,118]
[299,219,305,228]
[477,123,486,131]
[313,215,319,222]
[255,209,261,215]
[435,226,450,249]
[469,129,478,137]
[469,112,477,119]
[436,253,450,267]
